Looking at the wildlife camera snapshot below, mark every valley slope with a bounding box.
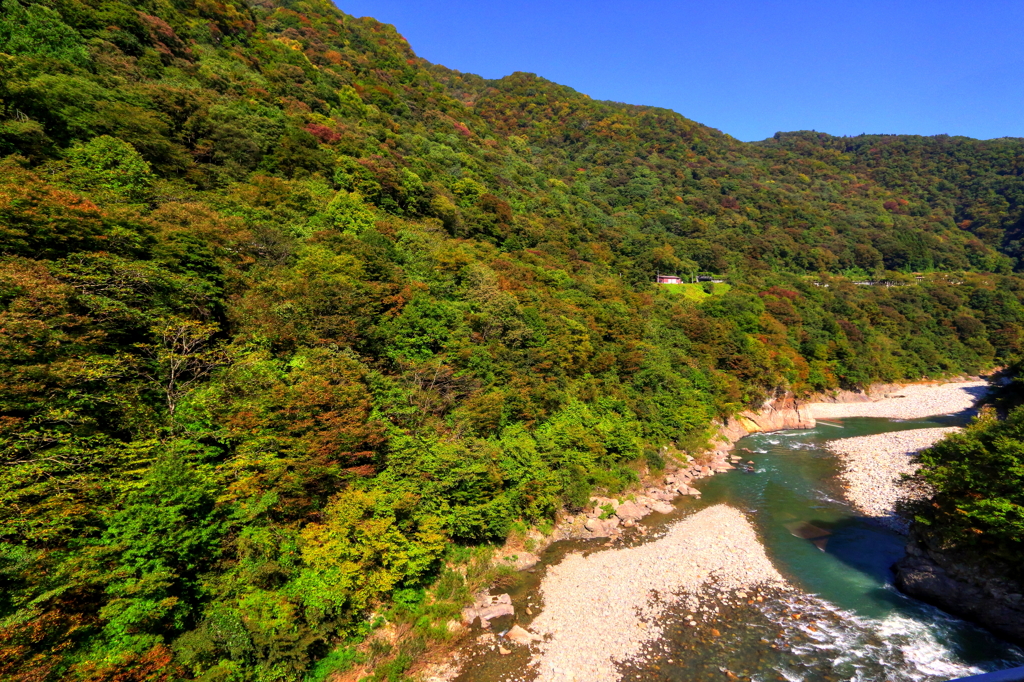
[1,0,1023,679]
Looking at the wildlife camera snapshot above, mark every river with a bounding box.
[454,414,1024,682]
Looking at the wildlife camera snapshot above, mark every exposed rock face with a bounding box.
[716,380,983,446]
[716,392,817,445]
[809,383,906,404]
[893,531,1024,647]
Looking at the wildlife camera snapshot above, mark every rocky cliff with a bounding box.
[716,393,817,446]
[894,530,1024,647]
[715,379,981,446]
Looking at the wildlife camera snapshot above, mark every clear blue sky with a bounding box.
[336,0,1024,142]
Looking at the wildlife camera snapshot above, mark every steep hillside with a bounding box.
[434,68,1017,275]
[760,131,1024,268]
[1,0,1023,679]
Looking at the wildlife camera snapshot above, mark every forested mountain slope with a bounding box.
[1,0,1023,679]
[759,131,1024,268]
[432,68,1019,275]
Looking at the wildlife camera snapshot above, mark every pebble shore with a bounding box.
[809,380,987,420]
[527,505,786,682]
[814,379,988,532]
[827,427,960,532]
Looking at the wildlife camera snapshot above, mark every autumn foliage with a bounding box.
[2,0,1024,679]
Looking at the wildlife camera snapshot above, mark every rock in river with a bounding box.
[462,593,514,624]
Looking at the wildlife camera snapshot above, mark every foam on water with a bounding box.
[812,491,844,505]
[762,591,1022,682]
[618,584,1023,682]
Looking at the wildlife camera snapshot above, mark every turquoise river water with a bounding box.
[456,416,1024,682]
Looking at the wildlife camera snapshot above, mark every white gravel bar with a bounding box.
[827,427,960,532]
[809,380,988,420]
[528,505,786,682]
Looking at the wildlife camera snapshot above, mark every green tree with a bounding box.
[0,0,89,65]
[64,136,154,202]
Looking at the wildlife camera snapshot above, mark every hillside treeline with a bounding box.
[1,0,1024,678]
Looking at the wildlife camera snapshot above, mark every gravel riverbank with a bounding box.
[827,427,960,532]
[526,505,786,682]
[438,380,992,682]
[809,380,988,420]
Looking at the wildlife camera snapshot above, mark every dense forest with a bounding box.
[913,369,1024,586]
[1,0,1024,679]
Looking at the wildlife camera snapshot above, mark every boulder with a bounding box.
[648,500,674,514]
[462,593,514,624]
[590,496,619,510]
[615,501,649,522]
[584,517,619,537]
[505,624,543,645]
[503,552,539,571]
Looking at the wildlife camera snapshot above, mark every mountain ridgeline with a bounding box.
[1,0,1023,679]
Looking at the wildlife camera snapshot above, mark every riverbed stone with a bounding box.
[648,500,674,515]
[584,517,620,537]
[504,552,540,571]
[462,593,514,624]
[590,496,619,510]
[506,624,542,644]
[827,427,959,531]
[528,505,786,682]
[615,501,648,522]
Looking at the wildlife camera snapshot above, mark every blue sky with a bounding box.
[336,0,1024,142]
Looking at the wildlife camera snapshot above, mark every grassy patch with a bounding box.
[658,282,731,301]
